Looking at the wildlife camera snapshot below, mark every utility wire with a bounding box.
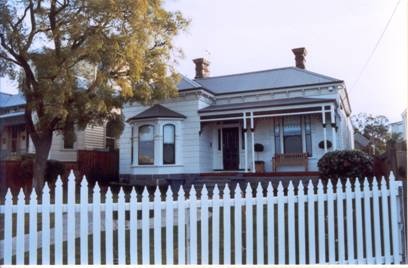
[351,0,403,90]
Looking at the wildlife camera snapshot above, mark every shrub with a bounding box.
[318,150,374,179]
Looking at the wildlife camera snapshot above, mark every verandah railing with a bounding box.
[0,171,405,265]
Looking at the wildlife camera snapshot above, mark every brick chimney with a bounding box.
[292,47,307,69]
[193,58,210,78]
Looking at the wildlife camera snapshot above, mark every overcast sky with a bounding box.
[1,0,406,122]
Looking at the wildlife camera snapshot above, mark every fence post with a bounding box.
[117,187,126,265]
[129,188,138,265]
[277,181,285,264]
[165,187,174,265]
[201,185,209,264]
[234,184,243,264]
[105,187,114,265]
[189,185,197,264]
[389,172,402,264]
[297,181,305,264]
[372,178,382,263]
[16,189,25,265]
[223,184,231,264]
[287,181,295,264]
[327,180,335,263]
[354,179,364,263]
[363,178,373,264]
[3,189,12,265]
[345,178,354,264]
[212,185,220,264]
[307,180,315,264]
[178,186,186,264]
[245,183,253,264]
[42,182,51,265]
[317,180,325,264]
[80,177,89,265]
[142,187,150,265]
[381,177,391,263]
[266,182,275,265]
[154,187,162,265]
[93,182,101,265]
[256,183,264,265]
[336,180,345,264]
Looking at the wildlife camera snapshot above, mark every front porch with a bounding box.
[199,97,341,173]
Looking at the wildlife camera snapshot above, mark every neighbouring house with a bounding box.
[389,109,407,141]
[119,47,354,183]
[0,92,119,185]
[354,132,370,153]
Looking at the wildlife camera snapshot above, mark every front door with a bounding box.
[222,127,239,170]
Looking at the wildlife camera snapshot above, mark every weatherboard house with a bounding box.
[119,48,354,182]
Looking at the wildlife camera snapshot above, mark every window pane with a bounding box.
[163,124,175,164]
[283,116,302,153]
[163,125,175,144]
[139,125,154,165]
[284,136,303,153]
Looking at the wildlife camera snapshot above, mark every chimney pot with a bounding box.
[292,47,308,69]
[193,58,210,78]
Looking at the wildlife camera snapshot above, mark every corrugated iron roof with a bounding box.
[180,67,342,95]
[199,97,336,113]
[127,104,186,121]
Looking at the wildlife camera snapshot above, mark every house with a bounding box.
[0,91,117,164]
[119,47,354,183]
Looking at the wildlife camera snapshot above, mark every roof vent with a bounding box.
[193,58,210,79]
[292,47,307,69]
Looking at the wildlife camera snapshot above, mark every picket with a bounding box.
[178,186,186,264]
[354,179,364,263]
[165,187,174,265]
[234,184,242,264]
[326,180,335,263]
[266,182,275,265]
[307,180,315,264]
[67,171,76,265]
[93,182,101,265]
[0,172,405,266]
[41,183,50,265]
[201,185,209,264]
[277,182,285,264]
[363,178,373,264]
[256,183,264,265]
[54,177,63,265]
[142,187,150,265]
[80,178,89,265]
[287,181,295,264]
[117,188,126,265]
[317,180,325,264]
[212,185,220,264]
[105,187,114,265]
[297,182,306,265]
[129,188,138,265]
[16,189,25,265]
[336,179,345,264]
[154,187,162,265]
[189,186,197,264]
[245,183,253,264]
[345,179,355,264]
[29,190,38,265]
[372,178,382,264]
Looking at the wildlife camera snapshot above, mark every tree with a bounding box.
[351,113,390,155]
[0,0,188,190]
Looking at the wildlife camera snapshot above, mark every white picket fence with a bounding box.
[0,171,405,265]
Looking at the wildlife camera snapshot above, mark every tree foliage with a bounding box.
[0,0,188,188]
[351,113,390,155]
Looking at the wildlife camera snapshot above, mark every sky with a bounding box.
[1,0,407,122]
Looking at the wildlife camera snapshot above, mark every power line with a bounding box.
[351,0,403,90]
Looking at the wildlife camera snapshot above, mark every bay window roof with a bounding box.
[127,104,186,122]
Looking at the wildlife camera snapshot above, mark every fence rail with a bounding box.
[0,171,405,265]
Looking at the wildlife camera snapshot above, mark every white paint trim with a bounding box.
[250,112,255,173]
[322,106,328,152]
[243,113,248,173]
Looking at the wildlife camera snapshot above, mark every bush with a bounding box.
[318,150,374,179]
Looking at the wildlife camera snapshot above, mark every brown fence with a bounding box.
[77,149,119,182]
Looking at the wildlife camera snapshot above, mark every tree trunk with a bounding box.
[32,133,53,192]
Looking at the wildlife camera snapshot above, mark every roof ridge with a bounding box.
[193,67,295,81]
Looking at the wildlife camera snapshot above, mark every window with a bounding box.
[304,115,312,156]
[283,116,302,153]
[274,118,281,154]
[163,124,175,164]
[138,125,154,165]
[105,120,116,151]
[63,135,74,149]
